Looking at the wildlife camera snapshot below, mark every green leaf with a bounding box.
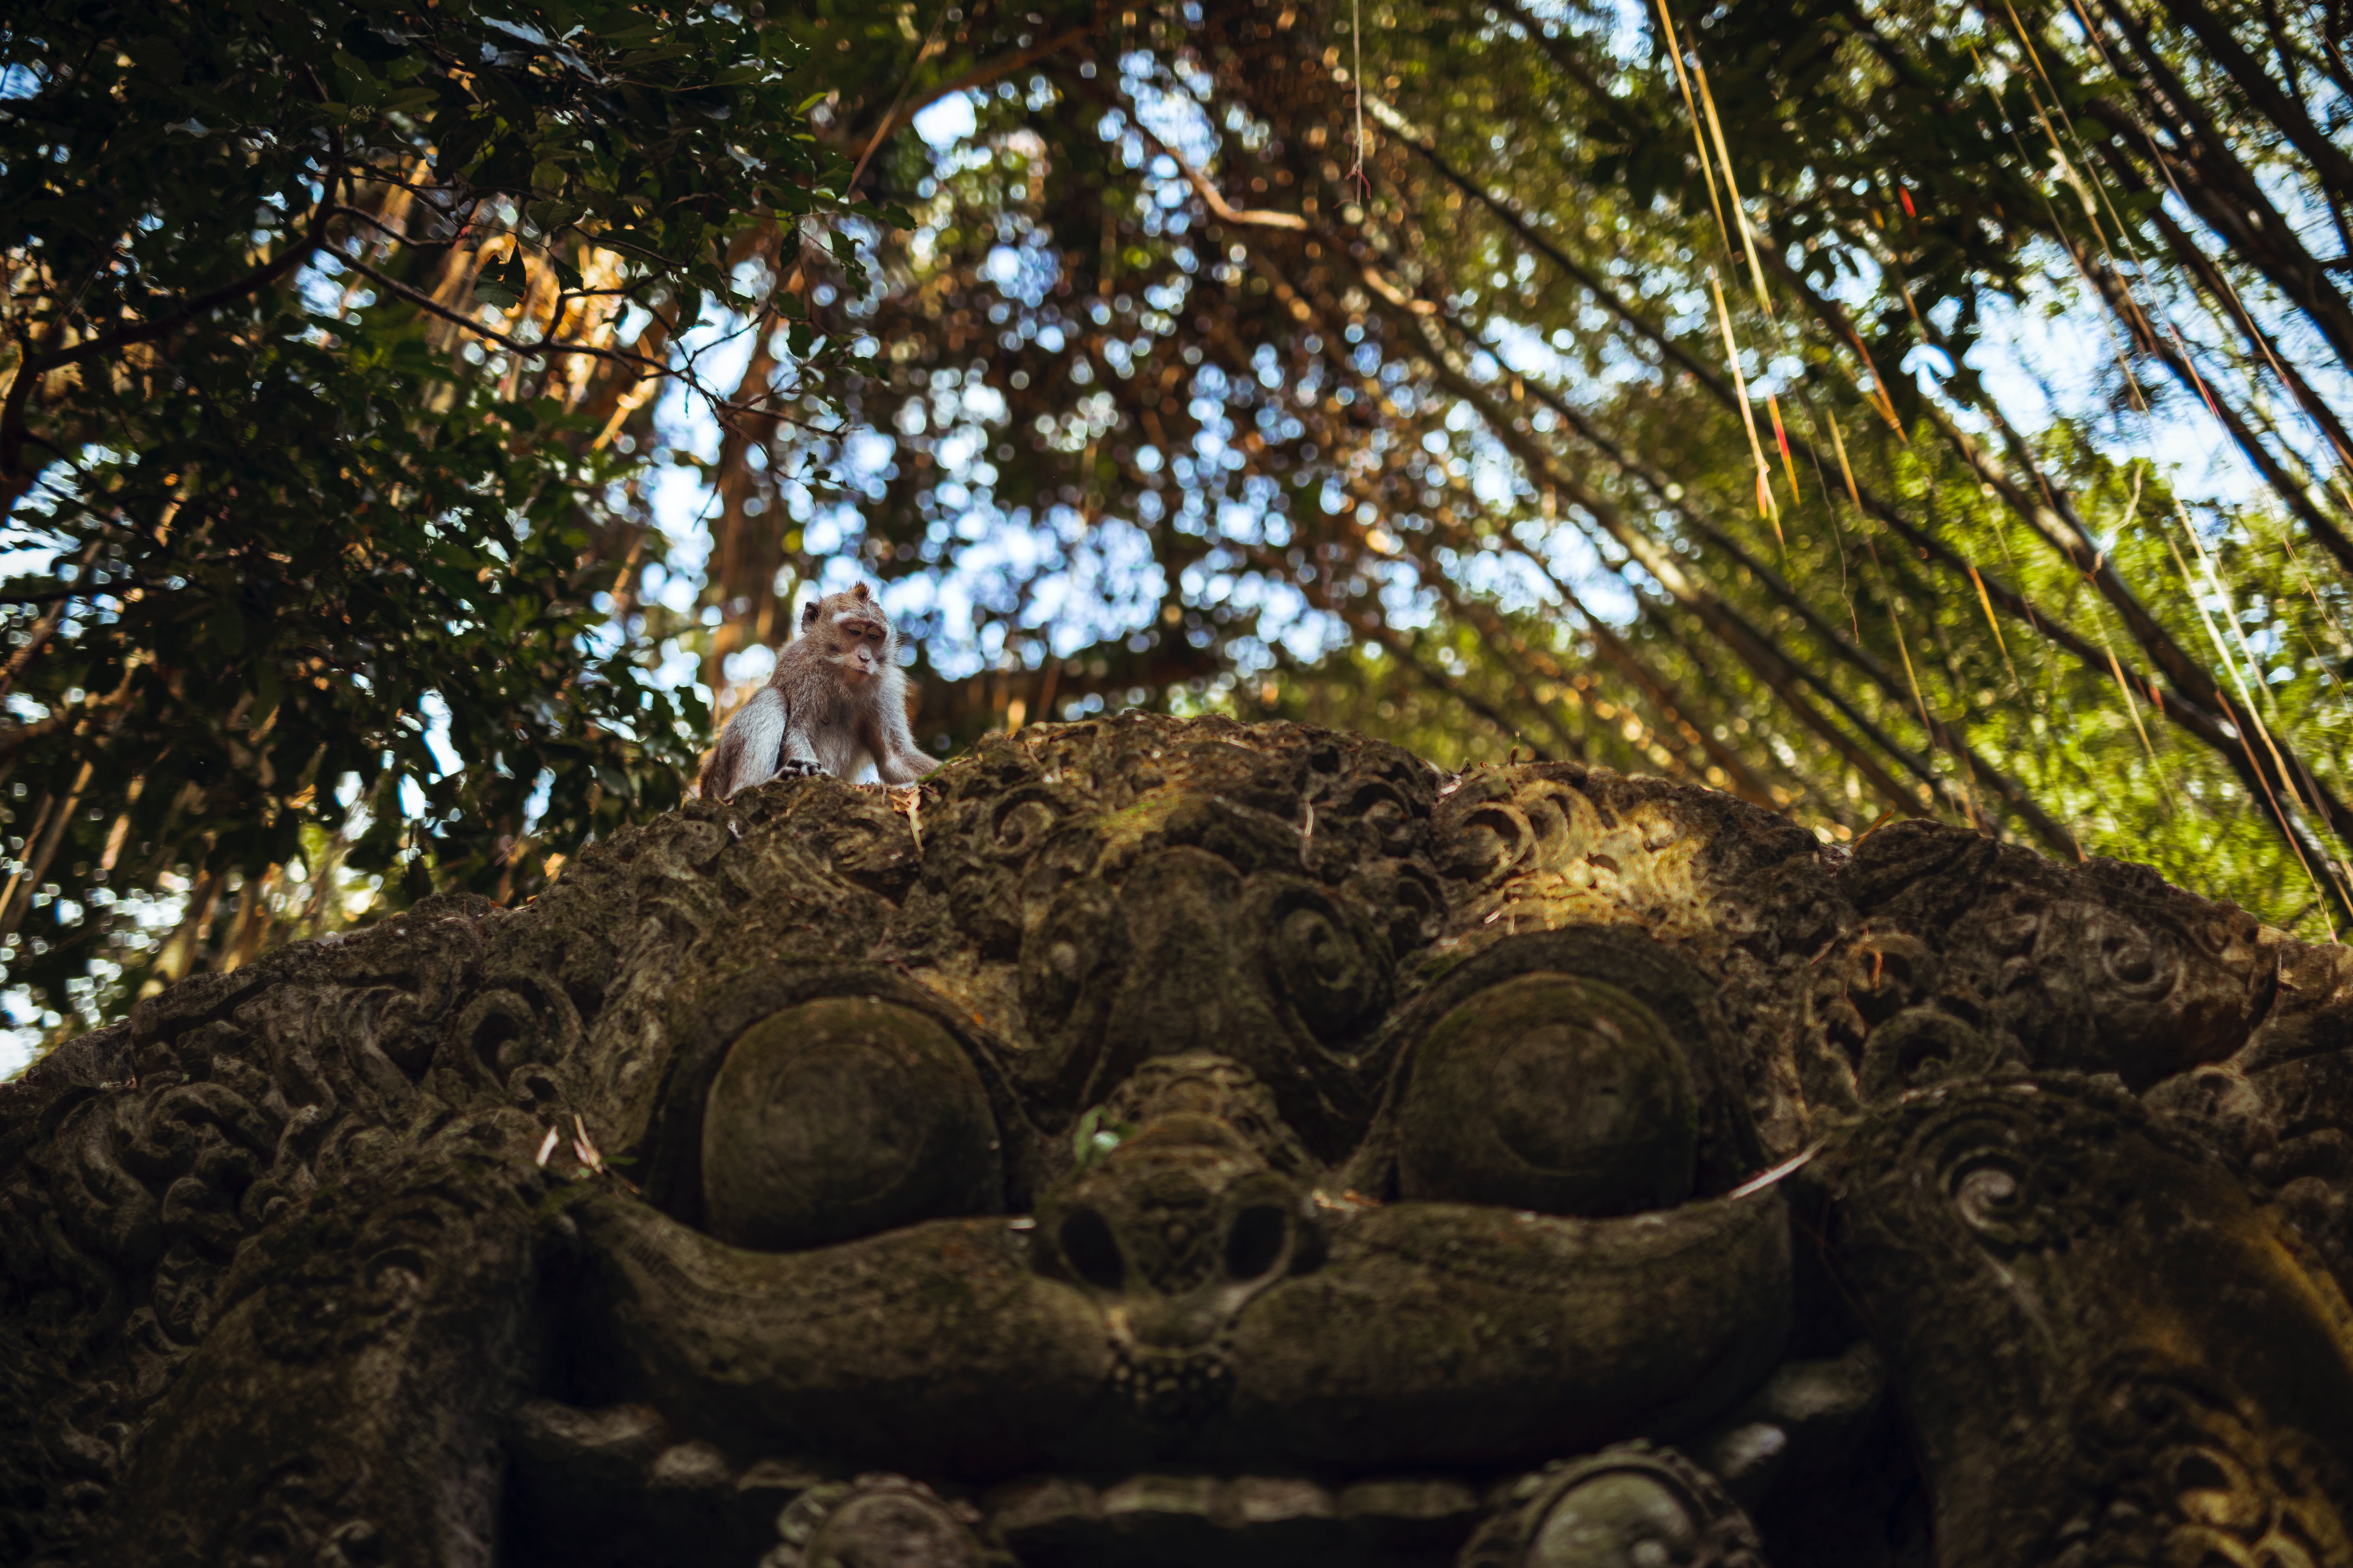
[207,600,247,657]
[177,86,248,123]
[598,226,663,256]
[252,664,284,731]
[129,38,186,85]
[470,142,533,187]
[474,252,527,308]
[589,11,661,40]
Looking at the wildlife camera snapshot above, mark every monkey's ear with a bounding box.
[852,581,871,600]
[801,597,820,628]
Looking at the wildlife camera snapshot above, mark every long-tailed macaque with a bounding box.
[698,582,938,799]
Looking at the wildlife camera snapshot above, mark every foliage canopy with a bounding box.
[0,0,875,1020]
[7,0,2353,1045]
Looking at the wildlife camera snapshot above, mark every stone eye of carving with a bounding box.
[1223,1203,1289,1280]
[1055,1207,1124,1290]
[699,997,1004,1251]
[1045,1187,1299,1296]
[1397,972,1699,1217]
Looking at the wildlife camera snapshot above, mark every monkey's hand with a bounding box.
[773,759,826,780]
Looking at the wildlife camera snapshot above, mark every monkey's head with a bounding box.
[799,580,894,682]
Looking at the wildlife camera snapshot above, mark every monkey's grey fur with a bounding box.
[698,581,938,798]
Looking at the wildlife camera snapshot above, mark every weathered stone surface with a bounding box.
[0,713,2347,1566]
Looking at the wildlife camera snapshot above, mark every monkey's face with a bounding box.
[826,618,889,680]
[800,584,894,681]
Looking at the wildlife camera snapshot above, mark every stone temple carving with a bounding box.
[2,714,2350,1566]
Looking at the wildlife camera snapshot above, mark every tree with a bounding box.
[767,0,2353,931]
[0,0,880,1026]
[9,0,2353,1044]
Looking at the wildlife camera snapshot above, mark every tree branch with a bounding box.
[2,130,346,498]
[0,540,100,701]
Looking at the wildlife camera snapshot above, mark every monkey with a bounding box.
[697,581,939,799]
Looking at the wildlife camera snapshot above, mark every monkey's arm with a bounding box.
[869,672,939,785]
[700,686,787,799]
[777,713,828,773]
[874,741,939,785]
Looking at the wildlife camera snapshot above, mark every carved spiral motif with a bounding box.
[1446,803,1536,883]
[1894,1093,2138,1256]
[1019,881,1121,1031]
[987,789,1061,861]
[1343,778,1423,857]
[453,979,583,1102]
[1263,885,1384,1040]
[1951,1155,2030,1237]
[256,1192,440,1365]
[2059,1356,2353,1567]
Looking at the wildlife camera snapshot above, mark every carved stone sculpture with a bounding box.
[3,714,2349,1566]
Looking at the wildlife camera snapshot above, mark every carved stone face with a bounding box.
[5,715,2352,1568]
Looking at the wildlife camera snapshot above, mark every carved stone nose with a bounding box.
[1035,1108,1313,1421]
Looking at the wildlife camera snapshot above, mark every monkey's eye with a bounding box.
[1394,973,1697,1217]
[700,997,1004,1250]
